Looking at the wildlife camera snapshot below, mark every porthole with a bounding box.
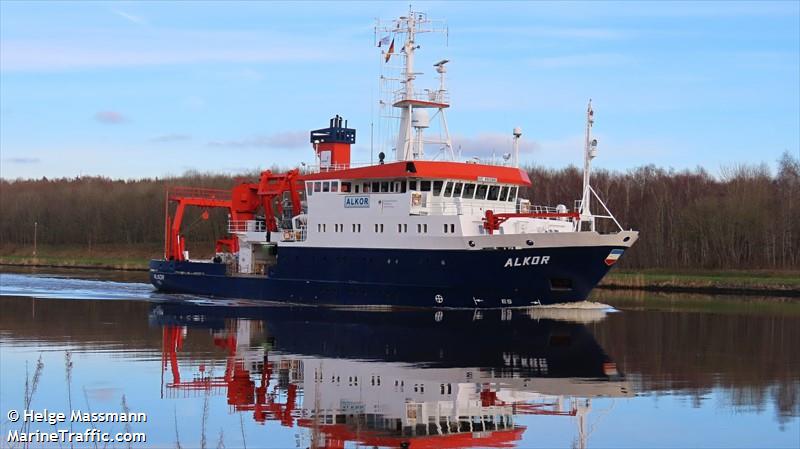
[526,240,534,246]
[623,236,631,242]
[468,240,476,247]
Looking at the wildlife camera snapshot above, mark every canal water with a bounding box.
[0,268,798,448]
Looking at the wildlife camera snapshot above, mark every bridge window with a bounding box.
[443,182,453,197]
[341,182,351,193]
[433,181,444,196]
[453,182,463,197]
[331,181,339,193]
[398,181,407,193]
[372,182,380,192]
[322,182,330,193]
[487,185,500,201]
[508,187,518,202]
[306,183,313,196]
[420,180,431,192]
[475,184,488,200]
[354,184,360,193]
[500,186,509,201]
[408,180,418,191]
[362,183,370,193]
[380,181,389,192]
[314,182,321,192]
[462,183,476,198]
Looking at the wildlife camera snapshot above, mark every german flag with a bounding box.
[384,38,395,63]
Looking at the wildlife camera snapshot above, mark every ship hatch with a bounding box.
[549,278,573,291]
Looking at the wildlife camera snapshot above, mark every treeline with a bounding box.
[0,171,254,251]
[1,153,798,270]
[521,152,800,270]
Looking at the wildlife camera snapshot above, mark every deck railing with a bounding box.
[227,220,266,233]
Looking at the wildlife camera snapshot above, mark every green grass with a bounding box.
[603,269,800,288]
[0,254,149,270]
[0,243,162,270]
[594,289,800,316]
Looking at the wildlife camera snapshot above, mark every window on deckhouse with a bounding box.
[443,182,453,197]
[462,183,475,198]
[452,182,463,197]
[508,186,518,202]
[487,185,500,201]
[433,181,443,196]
[475,184,488,200]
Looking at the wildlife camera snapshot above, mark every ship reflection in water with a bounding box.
[150,302,630,448]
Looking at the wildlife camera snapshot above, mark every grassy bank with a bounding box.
[2,244,798,296]
[599,269,800,296]
[0,243,163,271]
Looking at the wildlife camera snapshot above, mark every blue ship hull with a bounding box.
[150,245,624,308]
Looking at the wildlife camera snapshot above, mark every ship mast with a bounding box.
[376,8,451,161]
[579,100,597,231]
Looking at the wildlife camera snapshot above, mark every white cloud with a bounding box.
[3,157,41,164]
[527,53,633,69]
[110,9,147,26]
[460,25,633,40]
[208,131,308,149]
[0,30,348,72]
[150,134,191,143]
[453,132,540,159]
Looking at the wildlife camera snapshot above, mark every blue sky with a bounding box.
[1,1,798,180]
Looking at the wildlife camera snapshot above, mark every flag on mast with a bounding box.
[384,38,395,63]
[377,35,390,47]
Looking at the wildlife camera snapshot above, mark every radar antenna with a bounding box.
[375,8,451,161]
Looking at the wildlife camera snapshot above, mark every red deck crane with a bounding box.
[163,169,305,261]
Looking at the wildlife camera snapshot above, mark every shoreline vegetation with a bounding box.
[1,244,798,297]
[1,155,798,298]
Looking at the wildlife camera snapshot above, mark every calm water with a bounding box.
[0,268,798,449]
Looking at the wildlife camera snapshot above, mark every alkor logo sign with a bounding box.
[344,196,370,208]
[504,256,550,267]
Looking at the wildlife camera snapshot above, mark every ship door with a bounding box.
[252,243,278,276]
